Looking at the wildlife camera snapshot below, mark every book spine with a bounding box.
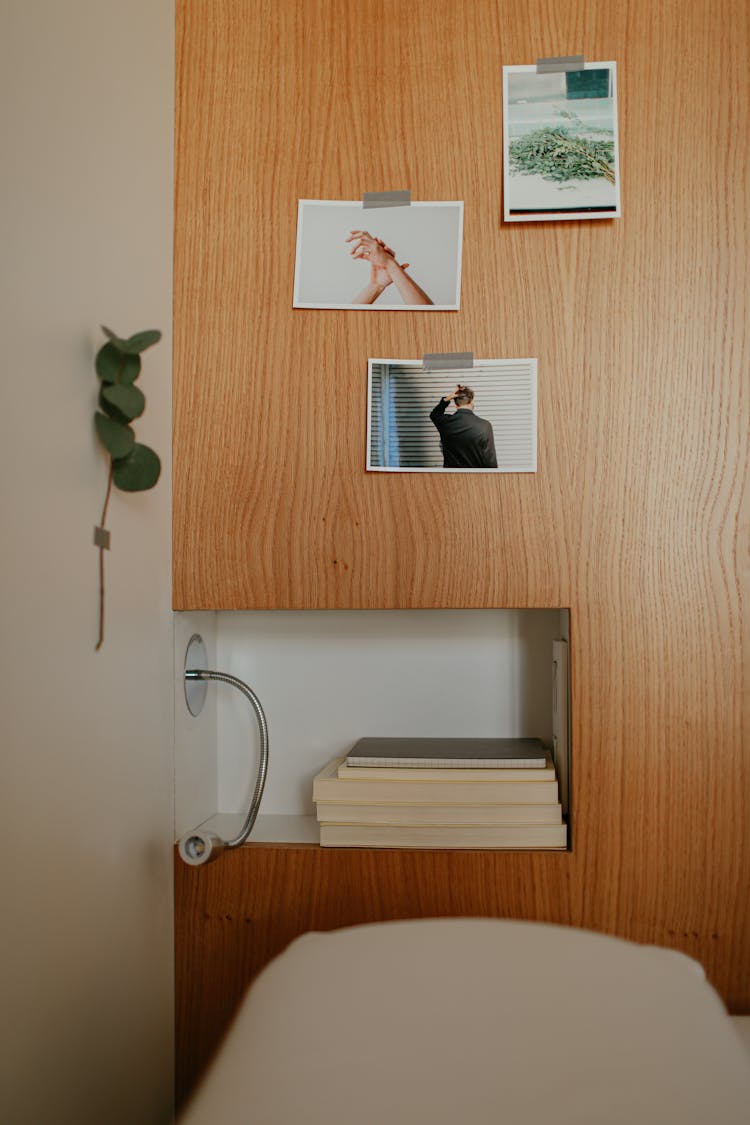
[313,778,560,804]
[316,802,563,826]
[338,761,555,781]
[346,756,547,769]
[319,823,568,848]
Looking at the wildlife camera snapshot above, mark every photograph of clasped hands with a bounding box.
[293,200,463,309]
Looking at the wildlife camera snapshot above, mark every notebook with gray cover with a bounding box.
[345,737,548,769]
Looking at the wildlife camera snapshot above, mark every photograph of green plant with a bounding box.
[503,63,620,221]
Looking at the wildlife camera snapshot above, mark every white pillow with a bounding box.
[181,918,750,1124]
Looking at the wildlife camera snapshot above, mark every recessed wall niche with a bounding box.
[195,608,570,842]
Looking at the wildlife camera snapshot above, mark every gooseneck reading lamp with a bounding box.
[178,635,269,866]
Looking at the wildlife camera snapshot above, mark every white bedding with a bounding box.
[181,918,750,1124]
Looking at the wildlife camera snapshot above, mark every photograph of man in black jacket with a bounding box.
[429,385,498,468]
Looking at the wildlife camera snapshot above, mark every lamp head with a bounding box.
[178,830,225,866]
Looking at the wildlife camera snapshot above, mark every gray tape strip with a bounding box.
[362,190,411,209]
[94,526,111,549]
[536,55,585,73]
[422,352,474,371]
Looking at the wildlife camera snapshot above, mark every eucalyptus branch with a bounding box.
[93,326,162,650]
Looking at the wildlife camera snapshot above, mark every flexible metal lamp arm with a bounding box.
[179,668,269,865]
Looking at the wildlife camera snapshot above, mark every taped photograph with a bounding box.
[293,200,463,310]
[503,62,620,221]
[367,359,537,473]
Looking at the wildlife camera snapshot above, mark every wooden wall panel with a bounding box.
[174,0,746,614]
[173,0,749,1098]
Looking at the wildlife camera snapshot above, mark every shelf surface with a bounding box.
[196,812,319,845]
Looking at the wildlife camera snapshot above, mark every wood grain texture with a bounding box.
[173,0,749,1099]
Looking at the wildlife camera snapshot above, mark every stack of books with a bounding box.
[313,738,567,849]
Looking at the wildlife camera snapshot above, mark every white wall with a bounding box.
[215,609,563,817]
[1,3,175,1122]
[174,611,219,836]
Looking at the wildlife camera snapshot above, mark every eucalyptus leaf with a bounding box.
[94,412,135,459]
[95,342,141,384]
[101,326,130,351]
[121,329,162,354]
[101,325,162,355]
[98,386,129,424]
[112,443,161,492]
[117,357,142,385]
[101,382,146,421]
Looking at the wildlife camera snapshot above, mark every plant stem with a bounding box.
[95,462,113,652]
[554,134,615,184]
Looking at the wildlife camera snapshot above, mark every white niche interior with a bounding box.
[176,608,570,844]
